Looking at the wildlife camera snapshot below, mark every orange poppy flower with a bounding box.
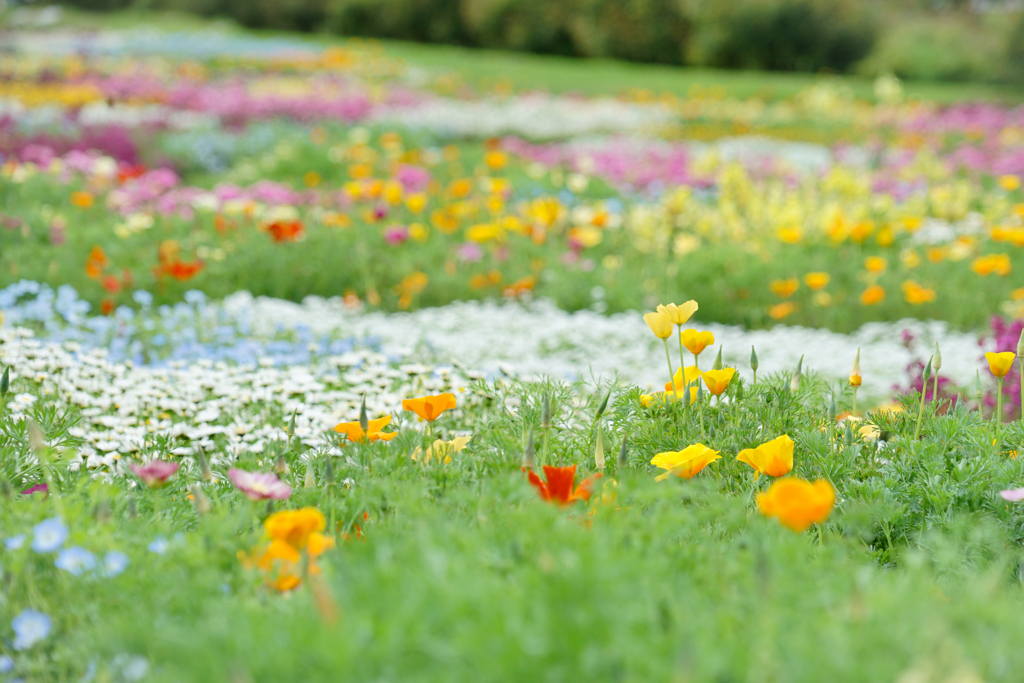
[70,191,94,209]
[859,285,885,306]
[757,477,835,532]
[266,220,305,243]
[161,260,204,281]
[403,393,456,421]
[85,246,109,279]
[769,279,799,298]
[701,368,736,396]
[334,415,397,443]
[525,465,601,506]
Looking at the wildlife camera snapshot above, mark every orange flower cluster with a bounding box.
[242,508,335,592]
[266,219,305,243]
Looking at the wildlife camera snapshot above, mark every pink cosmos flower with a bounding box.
[21,484,48,496]
[384,226,409,246]
[999,488,1024,502]
[228,468,292,501]
[130,461,181,488]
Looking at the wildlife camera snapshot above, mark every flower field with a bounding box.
[4,14,1024,682]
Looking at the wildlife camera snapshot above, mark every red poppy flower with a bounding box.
[525,465,601,506]
[160,260,204,281]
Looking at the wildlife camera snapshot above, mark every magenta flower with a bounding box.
[21,484,48,496]
[384,226,409,246]
[228,468,292,501]
[130,461,180,488]
[1000,488,1024,502]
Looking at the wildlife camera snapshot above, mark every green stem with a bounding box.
[0,394,6,422]
[912,387,927,441]
[663,339,678,401]
[1019,360,1023,423]
[932,371,940,409]
[852,386,858,418]
[996,377,1004,428]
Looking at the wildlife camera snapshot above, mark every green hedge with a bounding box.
[64,0,881,74]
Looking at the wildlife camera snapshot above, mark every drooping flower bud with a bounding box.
[933,342,942,371]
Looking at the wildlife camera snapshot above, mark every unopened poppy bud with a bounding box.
[94,499,112,525]
[1017,329,1024,358]
[922,356,933,384]
[843,421,854,445]
[304,459,316,488]
[541,394,552,429]
[712,347,723,371]
[933,343,942,371]
[735,382,744,402]
[594,390,610,421]
[849,348,861,387]
[828,394,837,421]
[359,394,369,432]
[718,410,725,427]
[750,346,759,372]
[682,383,692,406]
[790,355,803,392]
[27,419,45,453]
[617,437,629,468]
[274,453,288,475]
[287,409,297,438]
[324,460,336,485]
[0,365,8,395]
[522,429,535,469]
[196,446,213,482]
[191,485,211,515]
[708,423,716,439]
[594,423,605,470]
[974,370,983,403]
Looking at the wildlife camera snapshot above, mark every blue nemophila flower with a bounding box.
[12,609,51,650]
[55,547,96,576]
[31,518,67,553]
[104,551,129,577]
[0,654,13,672]
[4,535,25,550]
[148,537,169,554]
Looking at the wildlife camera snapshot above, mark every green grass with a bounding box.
[4,362,1024,680]
[45,7,1024,103]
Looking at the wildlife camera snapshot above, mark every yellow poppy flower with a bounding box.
[656,300,698,326]
[650,444,721,481]
[863,256,887,274]
[666,365,703,393]
[411,435,473,464]
[986,351,1016,378]
[859,285,885,306]
[757,477,835,532]
[680,329,714,355]
[804,273,830,290]
[640,390,697,408]
[264,508,326,550]
[643,312,674,339]
[737,435,794,479]
[701,368,736,396]
[769,279,799,298]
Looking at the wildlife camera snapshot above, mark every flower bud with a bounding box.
[708,423,716,439]
[617,437,629,468]
[0,365,8,396]
[359,394,369,432]
[790,355,803,392]
[304,458,316,489]
[1017,329,1024,358]
[287,409,297,440]
[749,346,759,372]
[735,382,744,402]
[324,460,336,485]
[274,453,288,475]
[522,429,535,469]
[594,390,610,421]
[682,383,692,406]
[196,446,213,482]
[849,348,861,387]
[594,423,605,470]
[191,484,211,516]
[922,356,933,384]
[712,347,723,371]
[933,342,942,371]
[828,394,837,421]
[541,394,552,429]
[843,421,854,445]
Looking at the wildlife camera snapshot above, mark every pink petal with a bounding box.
[999,488,1024,502]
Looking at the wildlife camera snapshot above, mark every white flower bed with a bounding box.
[224,293,983,398]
